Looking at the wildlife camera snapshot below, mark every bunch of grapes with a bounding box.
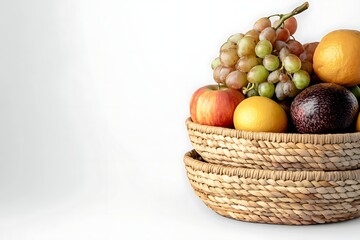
[211,2,318,100]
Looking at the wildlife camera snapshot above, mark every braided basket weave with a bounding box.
[186,117,360,171]
[184,149,360,225]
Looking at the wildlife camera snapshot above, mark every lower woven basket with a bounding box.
[184,149,360,225]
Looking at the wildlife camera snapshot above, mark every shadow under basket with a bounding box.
[184,149,360,225]
[186,117,360,171]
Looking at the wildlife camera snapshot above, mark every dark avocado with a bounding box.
[290,83,359,134]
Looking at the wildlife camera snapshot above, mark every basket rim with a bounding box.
[184,150,360,181]
[186,117,360,145]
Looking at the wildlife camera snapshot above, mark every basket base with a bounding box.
[195,190,360,225]
[185,149,360,225]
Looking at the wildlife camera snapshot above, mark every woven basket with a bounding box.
[186,117,360,171]
[184,149,360,225]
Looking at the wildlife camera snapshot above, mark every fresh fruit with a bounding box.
[211,2,315,101]
[247,65,269,83]
[356,113,360,132]
[233,96,288,132]
[190,85,245,128]
[313,29,360,86]
[283,54,301,73]
[290,83,359,133]
[350,86,360,99]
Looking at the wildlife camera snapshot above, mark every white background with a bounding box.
[0,0,360,239]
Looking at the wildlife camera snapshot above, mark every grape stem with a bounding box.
[242,82,255,95]
[273,2,309,30]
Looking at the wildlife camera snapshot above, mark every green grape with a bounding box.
[258,82,275,98]
[350,86,360,98]
[283,54,301,73]
[247,65,269,84]
[275,82,286,100]
[267,69,281,83]
[255,40,273,58]
[263,54,280,71]
[228,33,244,44]
[236,55,258,72]
[211,57,221,70]
[237,36,257,56]
[246,88,260,97]
[225,70,248,90]
[220,49,239,67]
[220,41,237,52]
[292,70,310,90]
[253,17,271,32]
[283,80,298,97]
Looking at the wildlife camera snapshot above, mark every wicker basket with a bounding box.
[186,117,360,171]
[184,149,360,225]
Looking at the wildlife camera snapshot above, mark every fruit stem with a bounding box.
[242,82,255,95]
[274,2,309,30]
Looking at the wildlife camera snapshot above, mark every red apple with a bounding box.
[190,84,245,128]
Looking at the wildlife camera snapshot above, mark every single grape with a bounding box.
[245,29,260,42]
[300,60,313,74]
[253,17,271,32]
[228,33,244,44]
[275,82,286,100]
[283,54,301,73]
[225,70,248,89]
[287,39,304,56]
[255,40,273,58]
[220,49,239,67]
[273,40,288,52]
[263,54,280,71]
[283,80,298,97]
[220,41,237,52]
[213,65,234,83]
[279,72,290,82]
[259,27,277,44]
[258,82,275,98]
[236,55,258,72]
[237,36,257,56]
[303,42,319,55]
[247,65,269,84]
[246,88,260,97]
[279,47,291,62]
[211,57,221,70]
[267,69,281,83]
[350,86,360,99]
[292,70,310,90]
[276,28,290,42]
[284,16,297,35]
[299,51,313,62]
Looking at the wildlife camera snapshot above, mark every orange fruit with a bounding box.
[313,29,360,86]
[356,113,360,132]
[233,96,288,133]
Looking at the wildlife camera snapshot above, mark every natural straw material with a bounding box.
[184,149,360,225]
[186,117,360,171]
